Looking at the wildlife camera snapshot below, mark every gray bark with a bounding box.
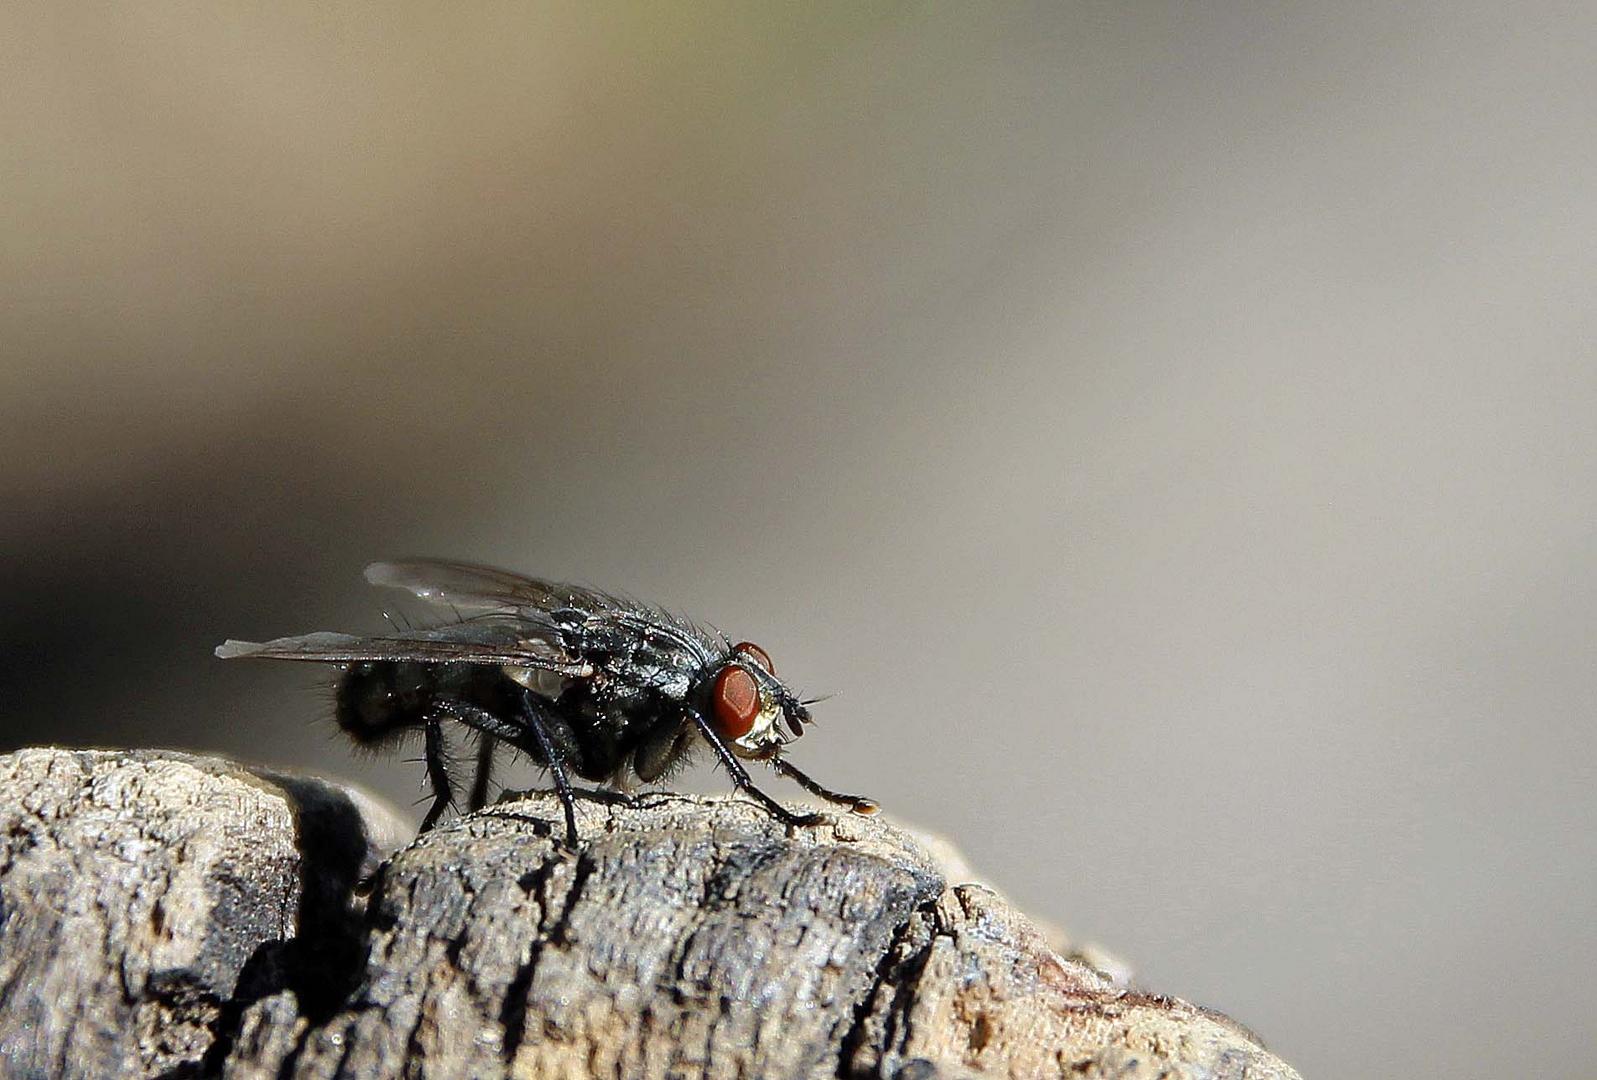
[0,748,1300,1079]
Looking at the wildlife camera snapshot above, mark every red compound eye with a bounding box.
[733,641,774,674]
[711,665,761,740]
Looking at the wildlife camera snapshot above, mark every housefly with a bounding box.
[216,560,877,846]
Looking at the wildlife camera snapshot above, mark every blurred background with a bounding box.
[4,3,1594,1076]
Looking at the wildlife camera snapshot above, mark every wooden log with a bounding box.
[0,748,1300,1079]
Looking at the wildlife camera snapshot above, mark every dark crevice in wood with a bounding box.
[498,848,591,1066]
[196,775,378,1077]
[838,897,938,1079]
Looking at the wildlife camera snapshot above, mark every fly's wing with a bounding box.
[364,559,725,683]
[215,619,592,674]
[365,560,621,616]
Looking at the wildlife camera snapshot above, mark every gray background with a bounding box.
[4,4,1593,1077]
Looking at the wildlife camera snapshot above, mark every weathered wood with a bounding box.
[0,748,408,1079]
[0,748,1300,1079]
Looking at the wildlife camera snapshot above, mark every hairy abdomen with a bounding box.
[334,661,519,746]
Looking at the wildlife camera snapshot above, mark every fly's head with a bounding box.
[704,641,811,758]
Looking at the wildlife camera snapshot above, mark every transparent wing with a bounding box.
[365,559,724,667]
[364,560,622,616]
[215,621,591,673]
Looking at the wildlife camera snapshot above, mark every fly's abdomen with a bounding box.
[334,661,440,746]
[334,661,527,747]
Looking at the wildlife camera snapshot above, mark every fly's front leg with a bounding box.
[687,708,824,828]
[768,755,880,815]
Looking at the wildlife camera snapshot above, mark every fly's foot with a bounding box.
[767,756,880,818]
[770,806,827,829]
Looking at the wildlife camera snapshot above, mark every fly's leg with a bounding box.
[467,734,496,813]
[687,708,824,828]
[418,712,455,833]
[422,699,581,849]
[770,756,880,815]
[517,691,581,850]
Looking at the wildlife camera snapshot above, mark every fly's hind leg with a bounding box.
[418,711,455,833]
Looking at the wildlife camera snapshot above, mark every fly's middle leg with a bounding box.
[467,734,496,812]
[429,696,582,849]
[517,691,581,849]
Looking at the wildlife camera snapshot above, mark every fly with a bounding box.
[216,560,878,847]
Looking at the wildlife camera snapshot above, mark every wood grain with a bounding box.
[0,748,1299,1079]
